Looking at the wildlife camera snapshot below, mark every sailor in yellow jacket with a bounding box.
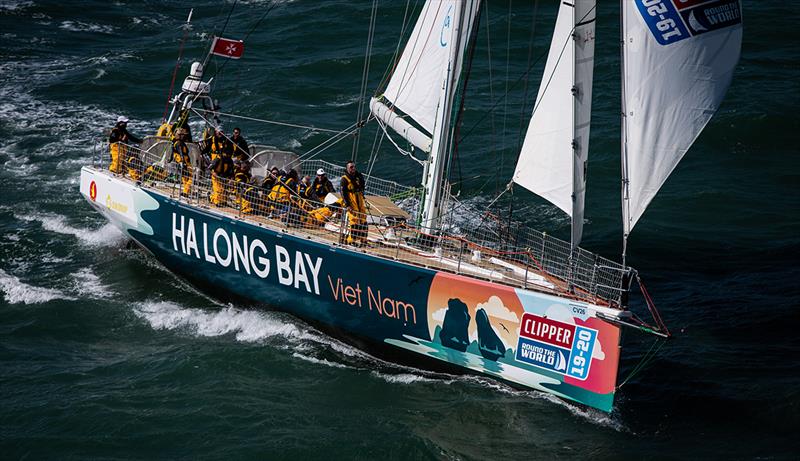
[305,198,343,228]
[340,160,368,245]
[171,128,193,196]
[208,150,234,206]
[108,116,141,174]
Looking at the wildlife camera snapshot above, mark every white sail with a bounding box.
[622,0,742,234]
[376,0,473,136]
[513,1,596,249]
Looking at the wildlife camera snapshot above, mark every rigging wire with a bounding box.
[352,0,380,162]
[516,0,540,153]
[499,0,513,195]
[193,108,342,134]
[458,5,597,147]
[161,10,194,122]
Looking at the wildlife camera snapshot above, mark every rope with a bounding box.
[375,117,425,166]
[458,5,597,145]
[616,338,667,389]
[352,0,380,162]
[193,108,342,134]
[162,10,193,122]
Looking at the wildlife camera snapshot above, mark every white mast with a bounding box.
[420,1,472,233]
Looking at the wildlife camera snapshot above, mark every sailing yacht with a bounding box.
[79,1,742,412]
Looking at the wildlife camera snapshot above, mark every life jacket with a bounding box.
[210,136,229,159]
[234,170,251,183]
[313,178,334,199]
[268,176,296,203]
[341,172,366,214]
[172,140,191,177]
[212,155,234,177]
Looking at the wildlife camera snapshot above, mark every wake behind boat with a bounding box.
[80,0,741,412]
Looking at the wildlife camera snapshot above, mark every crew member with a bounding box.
[232,159,252,208]
[268,169,298,204]
[261,167,281,191]
[109,116,142,174]
[239,181,264,214]
[231,127,250,161]
[340,160,368,245]
[202,128,231,162]
[298,175,312,199]
[171,128,193,196]
[311,168,335,202]
[305,199,343,228]
[208,150,234,206]
[268,169,298,220]
[125,150,143,181]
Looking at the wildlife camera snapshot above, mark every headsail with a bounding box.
[513,1,596,250]
[621,0,742,234]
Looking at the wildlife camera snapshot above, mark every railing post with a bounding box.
[524,247,530,289]
[456,241,463,274]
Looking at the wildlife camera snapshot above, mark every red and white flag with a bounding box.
[210,37,244,59]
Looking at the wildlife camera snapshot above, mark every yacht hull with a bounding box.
[81,166,621,412]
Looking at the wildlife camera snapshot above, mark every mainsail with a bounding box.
[621,0,742,234]
[372,1,474,138]
[371,0,481,231]
[513,1,596,249]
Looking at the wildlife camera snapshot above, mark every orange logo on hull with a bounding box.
[89,181,97,201]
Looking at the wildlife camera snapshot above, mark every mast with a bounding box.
[619,0,630,266]
[513,1,595,251]
[419,1,473,234]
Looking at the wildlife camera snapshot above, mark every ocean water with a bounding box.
[1,1,797,459]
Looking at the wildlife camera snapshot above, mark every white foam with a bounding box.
[371,371,440,385]
[0,1,34,12]
[59,21,114,34]
[16,212,126,247]
[72,268,113,299]
[291,352,352,369]
[0,269,74,304]
[133,301,308,343]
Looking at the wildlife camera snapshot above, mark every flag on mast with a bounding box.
[210,37,244,59]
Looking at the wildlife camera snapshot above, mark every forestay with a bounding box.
[513,1,596,250]
[622,0,742,234]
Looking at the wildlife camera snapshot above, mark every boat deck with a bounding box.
[129,173,608,308]
[91,139,631,310]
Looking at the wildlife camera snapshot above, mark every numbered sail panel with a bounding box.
[622,0,742,232]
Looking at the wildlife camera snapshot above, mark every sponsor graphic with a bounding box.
[89,180,97,201]
[635,0,741,46]
[515,312,597,380]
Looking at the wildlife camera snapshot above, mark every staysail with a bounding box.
[370,0,479,152]
[621,0,742,234]
[513,1,595,250]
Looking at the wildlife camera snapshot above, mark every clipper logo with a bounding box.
[515,313,597,380]
[635,0,741,46]
[89,181,97,201]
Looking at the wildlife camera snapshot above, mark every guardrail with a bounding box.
[94,138,632,307]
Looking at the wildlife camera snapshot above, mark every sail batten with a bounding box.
[621,0,742,234]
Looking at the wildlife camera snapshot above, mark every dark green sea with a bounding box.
[1,1,798,459]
